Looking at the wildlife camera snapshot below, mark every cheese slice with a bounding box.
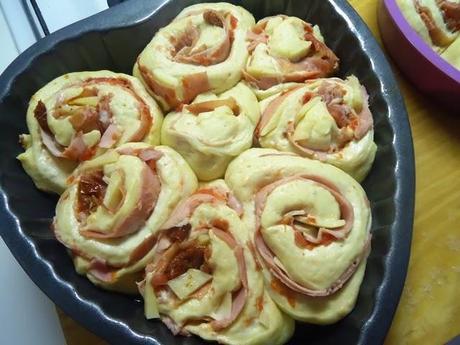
[167,269,212,300]
[144,273,160,319]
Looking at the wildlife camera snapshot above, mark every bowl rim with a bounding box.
[0,0,415,344]
[383,0,460,84]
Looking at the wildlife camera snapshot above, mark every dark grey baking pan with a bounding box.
[0,0,415,344]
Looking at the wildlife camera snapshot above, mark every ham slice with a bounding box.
[182,72,211,104]
[246,29,268,52]
[138,148,164,161]
[253,174,371,297]
[246,16,281,54]
[116,147,163,161]
[161,193,217,230]
[88,258,116,283]
[186,98,240,115]
[162,316,191,336]
[62,132,93,161]
[40,129,66,158]
[242,70,284,91]
[137,63,181,109]
[415,0,452,46]
[68,107,102,133]
[161,187,241,230]
[34,101,68,158]
[353,87,373,140]
[438,0,460,31]
[255,228,371,297]
[226,192,243,217]
[98,123,120,148]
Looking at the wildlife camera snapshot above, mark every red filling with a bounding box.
[76,170,107,216]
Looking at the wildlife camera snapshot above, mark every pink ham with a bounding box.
[40,129,66,158]
[116,147,163,161]
[161,188,242,230]
[88,258,116,283]
[181,72,211,104]
[246,29,268,52]
[162,316,191,336]
[138,148,164,161]
[160,193,217,230]
[62,132,93,161]
[353,87,373,140]
[226,192,244,217]
[98,123,120,148]
[242,70,283,91]
[137,62,181,109]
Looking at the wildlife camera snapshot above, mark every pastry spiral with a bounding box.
[244,15,338,99]
[255,76,376,182]
[225,148,372,324]
[160,82,260,181]
[53,143,197,293]
[397,0,459,51]
[17,71,163,194]
[134,3,255,111]
[139,180,294,345]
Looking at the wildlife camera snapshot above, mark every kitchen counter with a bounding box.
[58,1,460,344]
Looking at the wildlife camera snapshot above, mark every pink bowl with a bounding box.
[378,0,460,111]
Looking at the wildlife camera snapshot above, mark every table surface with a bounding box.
[57,1,460,344]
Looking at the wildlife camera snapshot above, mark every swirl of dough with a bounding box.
[255,76,377,182]
[134,3,255,111]
[17,71,163,194]
[53,143,197,293]
[225,148,372,324]
[161,82,260,180]
[139,180,294,345]
[397,0,459,50]
[243,15,338,99]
